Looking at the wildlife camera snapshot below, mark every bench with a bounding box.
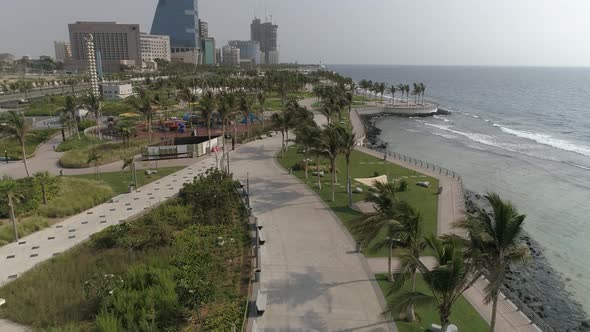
[430,324,457,332]
[256,289,267,314]
[0,298,5,307]
[258,228,266,245]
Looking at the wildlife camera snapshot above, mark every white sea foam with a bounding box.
[472,115,480,119]
[433,115,451,123]
[424,123,514,151]
[496,125,590,157]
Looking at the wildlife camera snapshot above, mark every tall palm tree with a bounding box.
[61,95,81,139]
[352,181,401,281]
[389,203,427,322]
[339,128,357,207]
[87,149,103,180]
[412,83,421,105]
[271,112,288,153]
[294,123,321,180]
[199,91,216,155]
[419,83,426,105]
[454,193,530,332]
[129,88,159,144]
[387,235,482,332]
[81,93,103,140]
[257,91,267,129]
[320,125,343,202]
[239,94,255,139]
[376,82,386,103]
[34,171,53,205]
[1,111,31,177]
[386,85,397,105]
[396,84,405,103]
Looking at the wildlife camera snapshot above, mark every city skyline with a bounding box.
[1,0,590,66]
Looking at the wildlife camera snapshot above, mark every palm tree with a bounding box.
[257,91,267,129]
[61,95,81,139]
[0,181,22,242]
[199,91,216,155]
[239,94,255,139]
[419,83,426,105]
[271,112,288,153]
[353,181,402,281]
[122,157,136,188]
[386,235,482,332]
[389,203,427,322]
[34,171,53,205]
[376,82,386,103]
[396,84,405,103]
[81,93,103,140]
[319,103,334,126]
[1,111,31,177]
[294,123,321,180]
[129,88,159,144]
[454,193,530,332]
[386,85,397,105]
[339,128,357,208]
[320,125,343,202]
[87,149,102,179]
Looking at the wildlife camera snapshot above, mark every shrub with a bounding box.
[95,311,123,332]
[55,134,97,152]
[203,300,244,331]
[0,216,51,246]
[398,179,408,192]
[0,177,43,218]
[59,140,146,168]
[78,119,96,132]
[373,171,380,177]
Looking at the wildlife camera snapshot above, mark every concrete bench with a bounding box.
[430,324,457,332]
[256,289,267,314]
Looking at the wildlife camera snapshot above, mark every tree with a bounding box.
[295,123,321,180]
[88,149,103,179]
[389,203,427,322]
[386,85,397,105]
[128,88,159,144]
[199,91,217,155]
[319,125,343,202]
[34,171,54,205]
[387,235,482,331]
[376,82,386,103]
[353,182,402,281]
[239,94,255,139]
[453,193,530,332]
[81,93,103,140]
[1,111,31,177]
[339,128,357,207]
[61,95,81,139]
[419,83,426,105]
[271,112,288,153]
[257,91,267,129]
[0,181,22,243]
[396,84,405,103]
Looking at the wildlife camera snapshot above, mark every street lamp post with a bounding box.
[4,150,7,164]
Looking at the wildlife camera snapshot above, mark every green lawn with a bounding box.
[278,145,438,257]
[23,96,66,117]
[59,139,147,168]
[0,129,59,159]
[69,166,185,195]
[376,274,488,332]
[55,134,97,152]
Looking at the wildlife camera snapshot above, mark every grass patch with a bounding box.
[0,129,58,159]
[101,100,135,116]
[0,216,54,246]
[37,177,114,218]
[376,274,488,332]
[277,145,438,257]
[59,139,147,168]
[23,96,65,117]
[69,166,185,195]
[55,134,97,152]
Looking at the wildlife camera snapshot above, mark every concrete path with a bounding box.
[0,154,216,285]
[0,133,197,179]
[230,136,394,331]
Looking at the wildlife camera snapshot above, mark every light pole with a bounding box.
[4,150,7,164]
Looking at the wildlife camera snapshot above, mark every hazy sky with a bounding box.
[2,0,590,66]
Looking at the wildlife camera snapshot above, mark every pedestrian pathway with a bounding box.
[230,136,394,331]
[0,155,216,285]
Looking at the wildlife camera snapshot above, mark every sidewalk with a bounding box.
[230,136,394,331]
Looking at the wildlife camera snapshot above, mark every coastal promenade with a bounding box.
[348,108,542,331]
[230,135,394,331]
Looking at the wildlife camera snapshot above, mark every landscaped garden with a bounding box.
[0,169,251,331]
[278,145,439,257]
[0,128,58,159]
[59,139,147,168]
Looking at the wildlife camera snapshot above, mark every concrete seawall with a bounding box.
[355,103,439,117]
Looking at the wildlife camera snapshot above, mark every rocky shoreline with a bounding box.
[359,112,590,332]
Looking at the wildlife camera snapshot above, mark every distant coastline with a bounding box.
[356,110,590,331]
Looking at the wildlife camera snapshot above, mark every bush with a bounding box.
[398,179,408,192]
[55,135,97,152]
[203,300,244,331]
[37,178,114,218]
[78,119,96,132]
[0,177,44,218]
[59,140,146,168]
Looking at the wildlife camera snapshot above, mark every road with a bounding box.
[0,85,90,105]
[231,136,394,331]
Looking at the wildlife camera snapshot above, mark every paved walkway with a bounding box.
[230,136,394,331]
[0,133,197,179]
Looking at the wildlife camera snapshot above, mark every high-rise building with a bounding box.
[54,41,72,62]
[228,40,261,65]
[201,37,215,65]
[140,33,171,68]
[215,48,222,65]
[66,22,142,73]
[151,0,200,61]
[198,19,208,39]
[250,18,278,64]
[222,46,240,67]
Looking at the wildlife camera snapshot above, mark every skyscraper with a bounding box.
[151,0,200,55]
[250,18,278,64]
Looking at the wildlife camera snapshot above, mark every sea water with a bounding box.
[329,64,590,318]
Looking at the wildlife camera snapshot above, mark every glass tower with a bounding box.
[151,0,199,51]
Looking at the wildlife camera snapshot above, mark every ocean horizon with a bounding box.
[328,64,590,326]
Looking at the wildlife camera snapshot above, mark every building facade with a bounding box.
[151,0,200,63]
[251,18,278,64]
[267,50,279,65]
[222,46,240,66]
[140,33,171,67]
[67,22,142,73]
[215,48,222,65]
[201,38,215,65]
[100,82,133,100]
[228,40,261,65]
[198,19,208,39]
[54,41,72,62]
